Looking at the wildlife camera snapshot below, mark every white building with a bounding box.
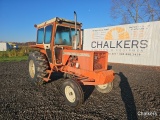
[0,42,11,51]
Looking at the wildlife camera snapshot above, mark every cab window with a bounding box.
[44,25,53,44]
[37,28,44,44]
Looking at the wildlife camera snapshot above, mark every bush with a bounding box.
[0,46,39,57]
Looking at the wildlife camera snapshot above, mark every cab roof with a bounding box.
[35,17,82,28]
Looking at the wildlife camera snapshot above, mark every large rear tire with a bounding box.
[28,51,49,85]
[61,79,84,107]
[95,81,113,93]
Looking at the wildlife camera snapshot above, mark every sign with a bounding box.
[83,21,160,66]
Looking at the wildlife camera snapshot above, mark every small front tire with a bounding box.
[95,81,113,93]
[61,79,84,107]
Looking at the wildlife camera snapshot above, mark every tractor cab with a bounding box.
[32,16,82,65]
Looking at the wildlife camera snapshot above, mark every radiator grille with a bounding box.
[93,52,106,70]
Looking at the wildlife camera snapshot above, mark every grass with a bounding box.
[0,46,38,62]
[0,56,28,62]
[0,46,38,57]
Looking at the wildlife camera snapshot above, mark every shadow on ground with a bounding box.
[117,72,138,120]
[81,85,95,102]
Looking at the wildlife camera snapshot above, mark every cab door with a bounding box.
[44,25,53,63]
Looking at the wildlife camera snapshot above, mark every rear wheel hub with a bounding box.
[29,60,35,78]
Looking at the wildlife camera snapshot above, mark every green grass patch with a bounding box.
[0,56,28,62]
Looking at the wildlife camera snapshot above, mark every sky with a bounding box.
[0,0,118,42]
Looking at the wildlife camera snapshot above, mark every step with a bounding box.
[46,70,52,74]
[43,77,51,82]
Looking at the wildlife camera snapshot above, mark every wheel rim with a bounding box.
[65,86,76,103]
[29,60,35,78]
[98,83,109,89]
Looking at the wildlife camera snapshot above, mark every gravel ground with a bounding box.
[0,61,159,120]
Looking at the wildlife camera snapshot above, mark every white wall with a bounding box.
[0,43,7,51]
[83,21,160,66]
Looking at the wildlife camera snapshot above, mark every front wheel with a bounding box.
[95,81,113,93]
[61,79,84,107]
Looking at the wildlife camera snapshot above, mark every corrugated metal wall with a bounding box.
[83,21,160,66]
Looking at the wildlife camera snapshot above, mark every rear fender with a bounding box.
[30,44,44,49]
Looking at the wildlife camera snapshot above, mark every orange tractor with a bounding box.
[28,12,115,107]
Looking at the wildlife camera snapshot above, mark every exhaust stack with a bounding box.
[74,11,77,35]
[72,11,78,50]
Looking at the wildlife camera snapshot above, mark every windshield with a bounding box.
[55,26,79,45]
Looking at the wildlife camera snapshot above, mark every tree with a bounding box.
[111,0,160,24]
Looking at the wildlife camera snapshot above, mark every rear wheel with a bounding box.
[61,79,84,107]
[95,81,113,93]
[28,51,49,85]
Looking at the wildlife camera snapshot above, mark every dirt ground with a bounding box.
[0,61,159,120]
